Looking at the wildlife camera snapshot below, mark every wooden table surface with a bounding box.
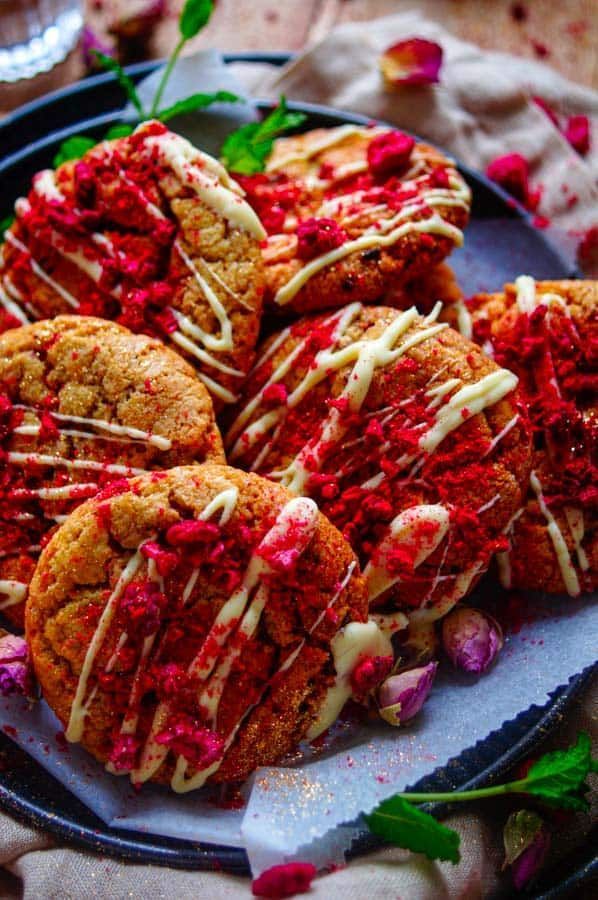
[1,0,596,116]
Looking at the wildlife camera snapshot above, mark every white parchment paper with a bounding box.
[2,590,595,874]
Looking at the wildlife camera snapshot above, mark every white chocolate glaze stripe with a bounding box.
[0,580,28,609]
[530,471,580,596]
[273,214,464,307]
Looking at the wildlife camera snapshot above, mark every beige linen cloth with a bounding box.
[1,13,596,898]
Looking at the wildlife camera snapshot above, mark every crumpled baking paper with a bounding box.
[2,590,595,875]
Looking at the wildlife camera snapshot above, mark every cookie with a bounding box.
[238,125,470,315]
[0,121,266,406]
[27,464,372,788]
[0,315,224,628]
[468,277,597,595]
[382,262,472,334]
[225,302,531,622]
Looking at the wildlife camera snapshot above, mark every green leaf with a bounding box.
[1,214,15,239]
[365,796,460,864]
[179,0,214,40]
[522,732,593,811]
[220,96,307,174]
[157,90,239,122]
[503,810,544,868]
[53,135,97,168]
[103,123,135,140]
[92,51,143,116]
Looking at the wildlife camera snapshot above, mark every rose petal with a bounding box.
[380,38,443,87]
[564,115,591,156]
[252,862,317,898]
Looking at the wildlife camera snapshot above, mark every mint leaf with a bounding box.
[221,96,307,174]
[53,135,97,167]
[93,51,143,116]
[157,90,239,122]
[104,123,135,139]
[365,796,460,864]
[180,0,214,39]
[522,732,593,811]
[1,214,15,238]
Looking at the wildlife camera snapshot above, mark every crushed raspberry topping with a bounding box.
[166,519,221,546]
[155,714,224,769]
[367,131,415,178]
[350,655,394,697]
[108,734,141,772]
[236,173,303,235]
[262,382,288,406]
[119,581,167,637]
[296,217,347,261]
[140,540,180,576]
[252,862,317,898]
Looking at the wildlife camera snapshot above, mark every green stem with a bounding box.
[151,36,186,117]
[399,779,528,804]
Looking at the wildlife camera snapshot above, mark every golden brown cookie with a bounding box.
[225,303,531,619]
[27,464,371,788]
[0,121,266,406]
[382,262,472,333]
[468,277,597,595]
[237,125,470,315]
[0,315,224,628]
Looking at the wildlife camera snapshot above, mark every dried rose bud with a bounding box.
[503,810,551,890]
[380,38,443,87]
[442,607,503,674]
[0,633,35,699]
[252,861,317,898]
[377,661,437,726]
[564,115,590,156]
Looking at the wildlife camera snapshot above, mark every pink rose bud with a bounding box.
[377,661,437,725]
[0,633,35,699]
[380,38,443,87]
[442,607,503,674]
[503,810,551,890]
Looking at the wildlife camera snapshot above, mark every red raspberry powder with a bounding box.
[367,131,415,178]
[296,218,347,261]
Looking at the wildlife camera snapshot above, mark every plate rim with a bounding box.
[0,55,591,875]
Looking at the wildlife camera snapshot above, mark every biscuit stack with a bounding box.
[0,121,594,790]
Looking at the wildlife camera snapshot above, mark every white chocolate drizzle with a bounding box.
[529,471,580,596]
[7,451,146,477]
[266,125,385,172]
[364,505,450,602]
[307,618,393,740]
[13,406,171,451]
[272,213,463,307]
[142,127,266,240]
[0,580,28,609]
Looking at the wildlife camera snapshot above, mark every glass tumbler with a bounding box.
[0,0,84,82]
